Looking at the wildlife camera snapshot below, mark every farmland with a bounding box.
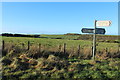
[1,34,120,79]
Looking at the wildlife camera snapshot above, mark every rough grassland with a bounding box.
[1,35,120,79]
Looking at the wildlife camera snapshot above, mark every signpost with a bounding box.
[81,28,94,33]
[81,20,111,60]
[96,21,111,27]
[81,28,106,34]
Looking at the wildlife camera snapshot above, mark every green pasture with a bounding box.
[2,36,118,51]
[40,34,80,40]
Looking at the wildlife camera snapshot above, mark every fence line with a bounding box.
[2,40,118,58]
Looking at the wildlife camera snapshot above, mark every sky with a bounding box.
[2,2,118,35]
[1,0,119,2]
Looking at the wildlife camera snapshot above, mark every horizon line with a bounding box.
[1,32,119,36]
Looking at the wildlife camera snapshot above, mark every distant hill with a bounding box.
[64,33,80,35]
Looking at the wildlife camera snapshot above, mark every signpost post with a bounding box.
[81,20,111,60]
[92,20,97,60]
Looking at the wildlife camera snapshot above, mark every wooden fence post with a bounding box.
[58,44,62,52]
[106,48,108,54]
[28,41,30,50]
[78,45,80,56]
[105,48,108,58]
[39,43,41,53]
[22,43,24,48]
[64,43,66,54]
[2,40,5,50]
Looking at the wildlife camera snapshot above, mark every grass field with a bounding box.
[1,35,120,79]
[2,35,118,50]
